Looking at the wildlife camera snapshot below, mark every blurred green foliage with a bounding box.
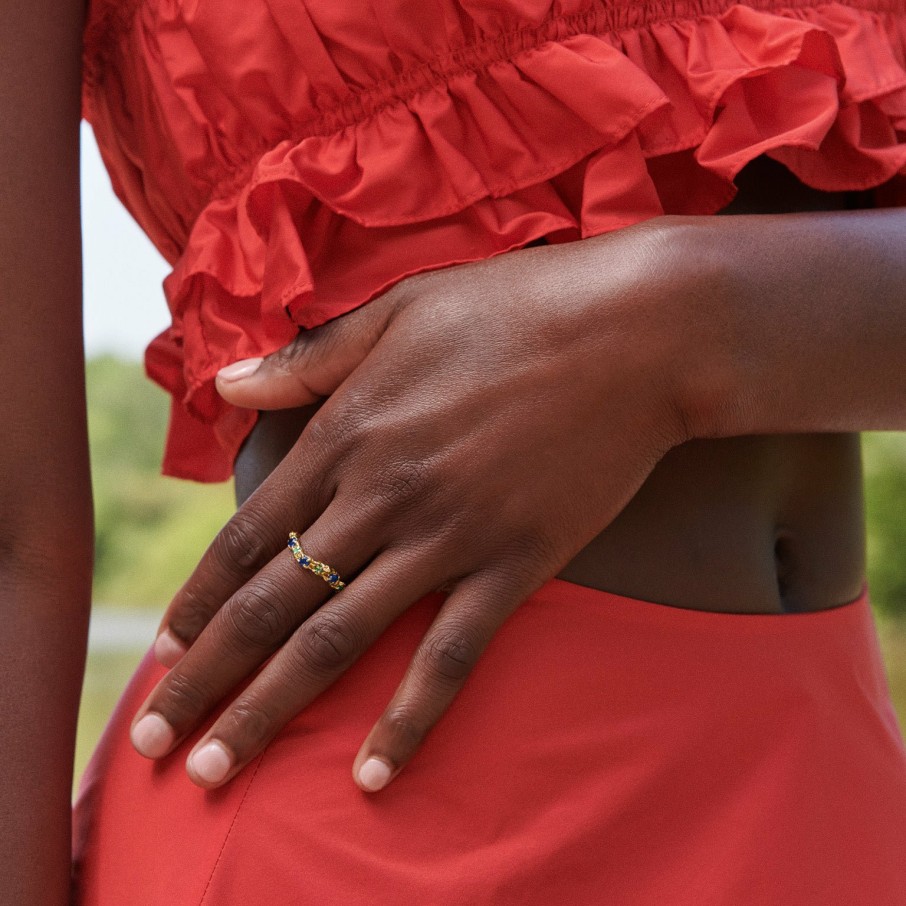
[87,356,234,608]
[863,432,906,615]
[86,357,906,615]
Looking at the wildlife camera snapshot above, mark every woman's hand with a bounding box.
[130,222,696,792]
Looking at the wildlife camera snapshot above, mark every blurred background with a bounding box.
[76,124,906,787]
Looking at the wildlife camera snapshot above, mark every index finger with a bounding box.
[156,433,334,662]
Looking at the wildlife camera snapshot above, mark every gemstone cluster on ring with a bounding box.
[287,532,346,591]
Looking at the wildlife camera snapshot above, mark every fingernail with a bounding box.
[217,357,263,382]
[132,713,176,759]
[190,741,232,784]
[154,629,187,668]
[358,757,393,792]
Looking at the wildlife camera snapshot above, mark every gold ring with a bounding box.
[287,532,346,591]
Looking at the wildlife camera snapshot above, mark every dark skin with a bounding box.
[558,159,863,615]
[0,1,91,902]
[232,157,867,616]
[1,7,901,896]
[130,159,906,796]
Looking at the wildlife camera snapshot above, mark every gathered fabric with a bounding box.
[82,0,906,481]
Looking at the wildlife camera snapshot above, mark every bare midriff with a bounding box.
[235,156,869,615]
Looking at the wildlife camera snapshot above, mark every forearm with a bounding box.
[1,0,90,902]
[0,570,91,905]
[654,209,906,439]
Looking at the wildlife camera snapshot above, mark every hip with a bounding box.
[72,577,906,905]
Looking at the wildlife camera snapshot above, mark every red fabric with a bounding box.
[82,0,906,481]
[72,579,906,904]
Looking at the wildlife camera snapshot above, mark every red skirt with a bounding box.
[73,579,906,904]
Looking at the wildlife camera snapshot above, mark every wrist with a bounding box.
[641,215,748,442]
[538,218,716,454]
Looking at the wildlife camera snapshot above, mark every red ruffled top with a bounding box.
[82,0,906,482]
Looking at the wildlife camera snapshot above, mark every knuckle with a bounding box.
[223,586,292,652]
[218,700,279,747]
[306,406,366,458]
[374,458,432,509]
[380,705,427,752]
[160,672,213,720]
[295,611,361,676]
[502,530,560,576]
[421,627,481,685]
[213,515,271,573]
[168,586,219,641]
[271,336,307,371]
[273,340,329,401]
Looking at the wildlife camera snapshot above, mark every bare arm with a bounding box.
[211,206,906,436]
[0,1,91,901]
[655,209,906,438]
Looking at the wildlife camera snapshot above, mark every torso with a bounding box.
[558,432,865,612]
[235,156,871,614]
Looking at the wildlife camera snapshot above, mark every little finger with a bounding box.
[352,570,532,793]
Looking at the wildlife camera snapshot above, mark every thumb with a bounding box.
[215,293,398,410]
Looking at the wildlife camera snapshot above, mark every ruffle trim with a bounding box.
[137,1,906,481]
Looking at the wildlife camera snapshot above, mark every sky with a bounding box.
[81,121,171,359]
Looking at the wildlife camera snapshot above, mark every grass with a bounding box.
[879,617,906,730]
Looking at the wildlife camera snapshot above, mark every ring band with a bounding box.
[287,532,346,591]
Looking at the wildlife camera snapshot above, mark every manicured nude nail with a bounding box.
[154,628,187,668]
[190,741,232,784]
[217,357,263,382]
[132,713,176,759]
[358,757,393,792]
